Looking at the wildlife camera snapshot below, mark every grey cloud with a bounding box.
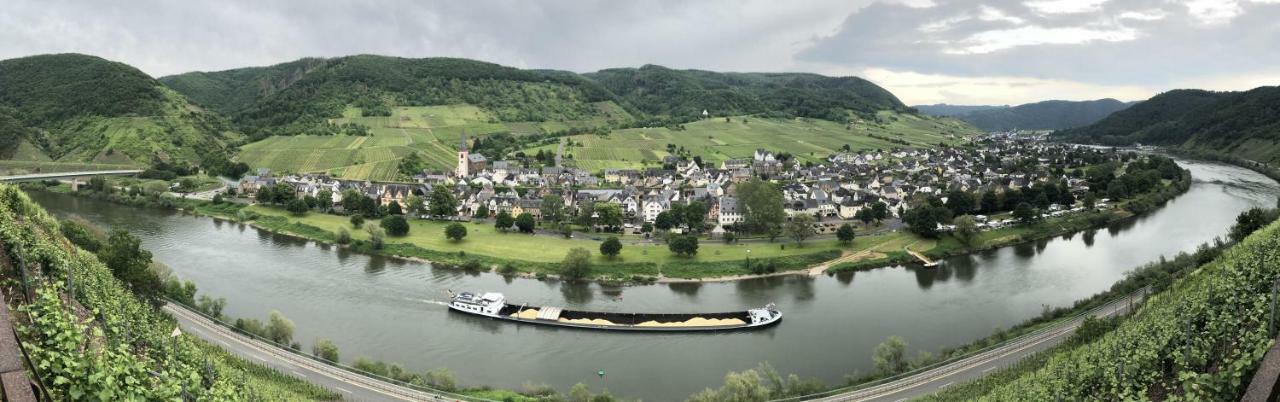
[799,0,1280,86]
[0,0,865,76]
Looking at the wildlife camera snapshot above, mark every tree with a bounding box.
[654,211,675,231]
[1013,202,1039,225]
[1057,184,1076,206]
[944,190,974,216]
[872,336,908,375]
[738,179,786,236]
[495,211,514,232]
[336,227,351,244]
[765,222,783,242]
[980,190,1000,213]
[313,338,340,362]
[286,198,309,215]
[600,236,622,258]
[684,201,707,233]
[266,310,295,345]
[787,214,816,246]
[387,200,403,215]
[1083,192,1097,209]
[561,248,592,280]
[856,207,875,225]
[445,223,467,242]
[669,235,699,256]
[871,202,889,223]
[641,222,653,234]
[594,203,623,231]
[836,223,856,245]
[381,215,410,236]
[953,215,978,245]
[474,204,490,219]
[542,194,565,223]
[349,215,364,228]
[98,229,164,306]
[316,189,333,212]
[1229,207,1280,243]
[903,205,950,238]
[366,225,385,250]
[575,199,596,229]
[515,212,536,233]
[1107,180,1128,200]
[342,189,363,212]
[428,185,458,217]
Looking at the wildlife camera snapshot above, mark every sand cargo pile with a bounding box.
[448,292,781,332]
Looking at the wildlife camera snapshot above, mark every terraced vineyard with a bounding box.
[237,103,976,179]
[534,111,979,171]
[0,185,337,400]
[242,104,530,181]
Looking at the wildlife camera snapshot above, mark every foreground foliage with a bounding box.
[0,184,337,400]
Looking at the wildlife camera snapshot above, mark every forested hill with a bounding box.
[917,99,1132,131]
[0,53,236,167]
[584,64,908,122]
[162,55,622,139]
[158,57,329,115]
[1053,87,1280,163]
[159,56,910,139]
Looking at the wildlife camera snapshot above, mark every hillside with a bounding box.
[170,55,625,140]
[1054,88,1280,163]
[157,55,947,179]
[917,99,1131,131]
[586,64,908,122]
[158,57,329,115]
[926,217,1280,400]
[0,54,238,169]
[0,185,338,400]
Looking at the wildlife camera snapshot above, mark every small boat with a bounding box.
[447,291,782,332]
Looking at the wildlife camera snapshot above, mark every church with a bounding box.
[456,129,487,177]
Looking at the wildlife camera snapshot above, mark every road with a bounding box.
[803,290,1147,402]
[0,170,143,182]
[164,304,470,402]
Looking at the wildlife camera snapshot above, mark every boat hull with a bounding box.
[447,303,782,332]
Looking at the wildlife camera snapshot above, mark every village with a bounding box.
[236,130,1119,238]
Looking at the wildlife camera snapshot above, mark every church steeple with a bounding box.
[456,129,470,178]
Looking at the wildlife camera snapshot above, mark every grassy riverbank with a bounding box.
[21,166,1189,282]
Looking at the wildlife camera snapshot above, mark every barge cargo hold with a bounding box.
[447,292,782,332]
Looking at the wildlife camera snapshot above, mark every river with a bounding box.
[27,159,1280,401]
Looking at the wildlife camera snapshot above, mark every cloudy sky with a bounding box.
[2,0,1278,105]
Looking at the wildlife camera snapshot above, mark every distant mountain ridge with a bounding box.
[913,104,1003,117]
[915,99,1132,131]
[160,56,910,138]
[1053,87,1280,164]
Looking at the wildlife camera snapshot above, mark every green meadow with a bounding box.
[532,111,979,171]
[235,103,979,181]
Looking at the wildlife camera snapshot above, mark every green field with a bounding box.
[538,111,979,171]
[236,104,978,180]
[244,205,937,278]
[240,105,527,181]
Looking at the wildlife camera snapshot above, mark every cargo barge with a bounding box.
[447,291,782,332]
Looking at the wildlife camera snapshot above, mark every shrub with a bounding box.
[445,222,467,241]
[381,215,409,236]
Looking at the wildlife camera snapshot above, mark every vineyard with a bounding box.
[938,219,1280,400]
[535,110,978,171]
[0,184,337,400]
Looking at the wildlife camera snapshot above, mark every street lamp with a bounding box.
[746,249,751,268]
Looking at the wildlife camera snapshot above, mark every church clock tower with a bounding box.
[456,129,469,177]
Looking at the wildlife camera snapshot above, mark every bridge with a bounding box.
[0,170,143,182]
